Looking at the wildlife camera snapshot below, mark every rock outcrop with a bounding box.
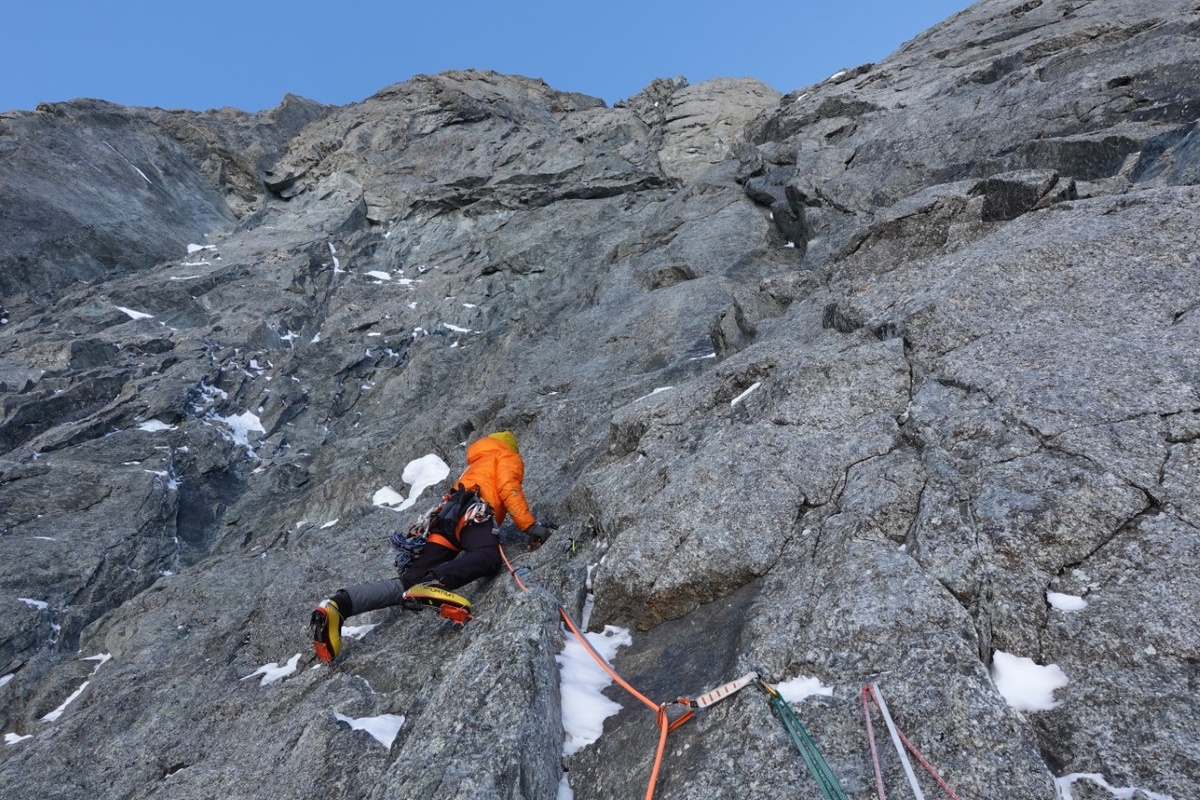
[2,1,1198,798]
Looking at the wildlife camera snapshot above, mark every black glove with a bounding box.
[525,522,550,550]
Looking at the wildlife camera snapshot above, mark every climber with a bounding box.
[310,430,551,662]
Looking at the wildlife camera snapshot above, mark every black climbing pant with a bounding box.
[338,520,501,617]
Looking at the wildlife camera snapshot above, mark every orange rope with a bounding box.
[498,542,677,798]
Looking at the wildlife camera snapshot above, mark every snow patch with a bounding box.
[558,623,632,756]
[4,732,32,745]
[208,410,265,449]
[731,382,762,407]
[18,598,49,610]
[365,270,392,281]
[320,519,339,530]
[333,712,405,749]
[41,655,109,723]
[774,675,833,703]
[137,420,176,432]
[992,651,1069,712]
[635,386,673,403]
[372,487,406,508]
[241,654,302,686]
[117,306,154,320]
[1047,591,1088,611]
[374,454,450,511]
[343,623,378,641]
[1055,772,1175,800]
[186,243,216,255]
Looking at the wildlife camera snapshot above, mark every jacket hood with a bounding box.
[486,431,519,454]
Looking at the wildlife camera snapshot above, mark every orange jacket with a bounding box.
[456,435,536,531]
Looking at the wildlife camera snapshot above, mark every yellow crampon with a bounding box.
[402,584,473,624]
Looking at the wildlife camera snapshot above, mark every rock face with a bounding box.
[1,1,1198,798]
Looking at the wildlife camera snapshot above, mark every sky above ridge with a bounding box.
[3,1,974,113]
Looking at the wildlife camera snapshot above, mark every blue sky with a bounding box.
[3,1,974,113]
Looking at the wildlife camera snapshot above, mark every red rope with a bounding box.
[498,543,677,799]
[861,686,888,800]
[895,726,963,800]
[861,684,962,800]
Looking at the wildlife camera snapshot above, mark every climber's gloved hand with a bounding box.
[526,522,551,551]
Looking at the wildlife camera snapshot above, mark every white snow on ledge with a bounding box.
[208,410,265,448]
[333,712,405,749]
[373,453,450,511]
[558,623,632,756]
[991,651,1069,712]
[241,654,301,686]
[117,306,154,320]
[40,654,111,723]
[730,381,761,407]
[1055,771,1175,800]
[774,674,833,703]
[1047,591,1088,611]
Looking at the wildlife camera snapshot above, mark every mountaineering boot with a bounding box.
[402,583,471,610]
[310,599,343,663]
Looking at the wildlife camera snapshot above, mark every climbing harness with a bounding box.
[391,489,494,572]
[760,681,849,800]
[861,683,962,800]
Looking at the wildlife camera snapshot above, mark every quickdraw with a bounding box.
[761,681,849,800]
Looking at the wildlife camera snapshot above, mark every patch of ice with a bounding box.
[333,712,405,749]
[991,651,1069,712]
[241,654,302,686]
